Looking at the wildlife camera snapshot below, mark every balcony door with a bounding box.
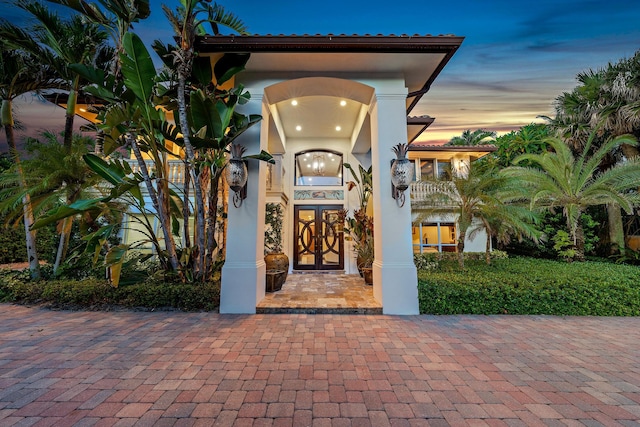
[294,205,344,270]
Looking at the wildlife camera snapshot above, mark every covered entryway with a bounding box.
[294,205,344,271]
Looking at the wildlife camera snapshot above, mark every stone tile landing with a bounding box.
[256,273,382,314]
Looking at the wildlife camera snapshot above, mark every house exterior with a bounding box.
[408,144,496,254]
[189,34,486,315]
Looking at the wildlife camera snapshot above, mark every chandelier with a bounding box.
[312,154,325,175]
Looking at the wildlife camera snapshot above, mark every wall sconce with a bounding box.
[226,144,248,208]
[390,143,414,207]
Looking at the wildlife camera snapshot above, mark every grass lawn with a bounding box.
[418,256,640,315]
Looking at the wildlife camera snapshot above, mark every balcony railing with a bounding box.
[410,181,453,201]
[126,159,186,185]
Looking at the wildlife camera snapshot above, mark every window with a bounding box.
[413,159,452,181]
[412,222,457,253]
[295,150,343,186]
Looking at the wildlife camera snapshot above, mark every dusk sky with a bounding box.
[3,0,640,149]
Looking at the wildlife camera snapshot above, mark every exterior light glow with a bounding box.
[291,100,298,106]
[340,100,347,106]
[295,125,302,131]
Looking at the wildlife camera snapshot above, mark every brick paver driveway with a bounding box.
[0,305,639,426]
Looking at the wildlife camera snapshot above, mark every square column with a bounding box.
[369,92,419,315]
[220,96,268,313]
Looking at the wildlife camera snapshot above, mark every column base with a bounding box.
[220,261,266,314]
[373,261,419,315]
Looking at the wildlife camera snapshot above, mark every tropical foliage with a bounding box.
[446,129,496,146]
[414,162,539,268]
[502,134,640,261]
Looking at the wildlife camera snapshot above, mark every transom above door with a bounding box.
[294,205,344,271]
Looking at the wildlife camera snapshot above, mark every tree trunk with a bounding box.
[607,203,625,256]
[3,117,41,279]
[53,216,72,274]
[457,229,466,269]
[485,235,491,265]
[205,167,222,279]
[574,221,586,262]
[177,71,206,280]
[182,161,191,248]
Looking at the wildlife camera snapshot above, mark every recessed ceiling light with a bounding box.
[340,100,347,106]
[296,125,302,131]
[291,100,298,106]
[335,126,342,131]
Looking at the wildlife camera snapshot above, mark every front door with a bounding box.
[294,205,344,270]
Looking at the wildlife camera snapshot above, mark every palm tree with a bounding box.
[1,2,110,154]
[548,52,640,255]
[550,51,640,159]
[502,134,640,261]
[413,162,534,268]
[446,129,496,146]
[0,132,104,274]
[162,0,248,279]
[0,47,61,279]
[46,0,150,78]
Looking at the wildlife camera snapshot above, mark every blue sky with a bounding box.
[4,0,640,148]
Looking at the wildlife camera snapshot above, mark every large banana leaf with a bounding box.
[31,198,102,229]
[83,154,145,204]
[190,89,224,140]
[120,32,156,106]
[214,52,250,85]
[243,150,275,165]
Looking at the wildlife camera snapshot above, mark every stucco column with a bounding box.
[220,95,268,313]
[369,92,419,315]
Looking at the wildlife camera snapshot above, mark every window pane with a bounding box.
[437,161,451,180]
[420,160,434,180]
[295,150,343,186]
[441,223,456,244]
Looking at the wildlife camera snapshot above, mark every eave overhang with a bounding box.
[195,34,464,116]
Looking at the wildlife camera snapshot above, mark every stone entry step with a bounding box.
[256,273,382,314]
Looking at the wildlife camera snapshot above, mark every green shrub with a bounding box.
[419,257,640,315]
[0,269,220,311]
[413,251,507,270]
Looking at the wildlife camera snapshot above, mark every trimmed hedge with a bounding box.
[0,269,220,311]
[418,257,640,315]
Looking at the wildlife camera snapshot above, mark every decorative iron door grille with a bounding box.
[293,205,344,270]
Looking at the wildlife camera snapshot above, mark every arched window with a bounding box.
[295,150,343,186]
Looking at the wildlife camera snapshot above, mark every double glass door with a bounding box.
[294,205,344,270]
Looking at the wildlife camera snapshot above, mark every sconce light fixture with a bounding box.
[226,144,248,208]
[390,143,414,207]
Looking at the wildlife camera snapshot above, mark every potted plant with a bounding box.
[264,202,288,291]
[339,208,374,284]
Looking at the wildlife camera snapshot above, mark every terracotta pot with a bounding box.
[361,267,373,286]
[265,252,289,287]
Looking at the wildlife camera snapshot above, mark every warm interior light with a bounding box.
[340,100,347,106]
[79,108,87,112]
[335,126,341,131]
[291,100,298,106]
[296,125,302,131]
